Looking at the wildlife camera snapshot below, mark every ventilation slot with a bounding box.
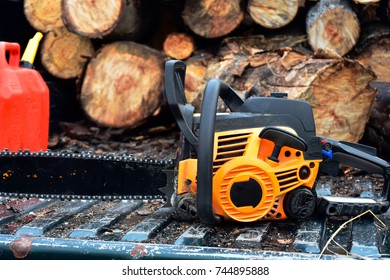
[213,133,251,173]
[265,196,282,219]
[275,169,299,192]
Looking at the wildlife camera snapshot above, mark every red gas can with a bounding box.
[0,42,49,152]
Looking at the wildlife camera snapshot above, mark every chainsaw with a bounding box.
[0,60,389,224]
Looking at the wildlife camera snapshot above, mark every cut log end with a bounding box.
[24,0,64,32]
[80,42,165,128]
[308,8,360,56]
[62,0,122,38]
[163,33,195,60]
[182,0,244,38]
[307,0,360,56]
[309,60,376,142]
[247,0,299,29]
[40,27,94,79]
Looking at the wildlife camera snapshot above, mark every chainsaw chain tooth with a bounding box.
[0,191,166,201]
[0,149,174,166]
[0,149,174,201]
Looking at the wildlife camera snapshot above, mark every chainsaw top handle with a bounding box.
[197,78,243,224]
[164,60,246,148]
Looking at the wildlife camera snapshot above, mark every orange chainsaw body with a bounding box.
[177,128,321,222]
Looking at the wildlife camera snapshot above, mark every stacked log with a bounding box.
[354,23,390,82]
[62,0,156,40]
[247,0,300,29]
[18,0,390,151]
[182,0,244,38]
[351,23,390,158]
[361,81,390,161]
[306,0,360,56]
[24,0,95,80]
[163,33,195,60]
[24,0,64,33]
[183,53,214,105]
[80,42,165,128]
[40,27,94,80]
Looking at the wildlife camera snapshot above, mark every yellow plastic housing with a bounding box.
[177,127,322,222]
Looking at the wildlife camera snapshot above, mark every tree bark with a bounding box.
[379,0,390,22]
[219,34,308,57]
[40,27,94,79]
[163,33,195,60]
[306,0,360,56]
[24,0,64,33]
[62,0,155,40]
[361,81,390,161]
[183,52,214,107]
[247,0,300,29]
[194,49,376,142]
[182,0,244,38]
[80,41,165,128]
[355,0,390,24]
[354,23,390,82]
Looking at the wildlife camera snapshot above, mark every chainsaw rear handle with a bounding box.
[321,138,390,200]
[164,60,198,146]
[197,78,245,224]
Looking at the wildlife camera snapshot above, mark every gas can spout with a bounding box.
[20,32,43,68]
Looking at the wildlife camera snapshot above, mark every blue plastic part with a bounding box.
[321,149,333,159]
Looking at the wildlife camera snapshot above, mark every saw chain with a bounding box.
[0,149,175,201]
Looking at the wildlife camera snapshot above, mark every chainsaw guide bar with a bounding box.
[0,150,175,201]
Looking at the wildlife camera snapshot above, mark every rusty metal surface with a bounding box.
[0,196,389,260]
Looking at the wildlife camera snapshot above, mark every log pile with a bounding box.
[22,0,390,157]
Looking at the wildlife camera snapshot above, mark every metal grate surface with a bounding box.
[0,192,389,260]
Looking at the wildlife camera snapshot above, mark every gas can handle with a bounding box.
[0,42,20,68]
